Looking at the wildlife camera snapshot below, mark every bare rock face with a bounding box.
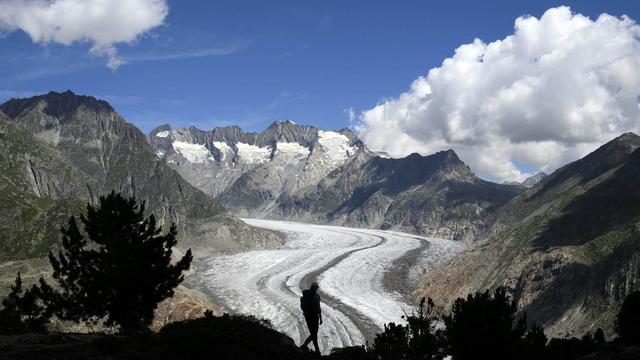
[148,122,520,241]
[151,285,223,332]
[417,133,640,337]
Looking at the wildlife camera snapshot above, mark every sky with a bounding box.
[0,0,639,182]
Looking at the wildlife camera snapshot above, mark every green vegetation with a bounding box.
[0,116,93,260]
[614,291,640,346]
[45,192,193,332]
[369,297,442,360]
[0,273,50,334]
[0,192,192,334]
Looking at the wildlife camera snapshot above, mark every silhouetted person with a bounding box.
[300,282,323,354]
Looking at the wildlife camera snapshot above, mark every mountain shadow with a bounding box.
[534,140,640,248]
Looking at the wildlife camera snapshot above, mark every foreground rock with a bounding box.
[151,285,223,332]
[0,314,304,360]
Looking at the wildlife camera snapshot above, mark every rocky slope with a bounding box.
[0,91,282,257]
[0,114,93,260]
[149,121,520,240]
[417,133,640,337]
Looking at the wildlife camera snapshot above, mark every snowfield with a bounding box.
[188,219,462,353]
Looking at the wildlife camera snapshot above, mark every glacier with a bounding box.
[187,219,462,353]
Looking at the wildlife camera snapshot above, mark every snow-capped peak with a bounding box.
[172,141,211,163]
[317,130,358,163]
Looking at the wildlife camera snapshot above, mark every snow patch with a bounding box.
[172,141,211,163]
[318,130,358,163]
[275,142,310,160]
[155,130,170,138]
[236,142,272,164]
[212,141,235,161]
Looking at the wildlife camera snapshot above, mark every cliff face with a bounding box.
[417,133,640,337]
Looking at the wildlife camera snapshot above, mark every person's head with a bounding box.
[310,282,319,292]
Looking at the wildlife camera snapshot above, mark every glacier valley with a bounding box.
[186,219,463,353]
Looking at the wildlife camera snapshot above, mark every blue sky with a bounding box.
[0,0,636,134]
[1,0,639,181]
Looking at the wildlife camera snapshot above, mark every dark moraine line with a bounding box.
[296,228,388,344]
[382,234,432,303]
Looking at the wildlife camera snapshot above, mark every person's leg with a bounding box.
[301,315,315,349]
[301,334,312,348]
[310,318,320,353]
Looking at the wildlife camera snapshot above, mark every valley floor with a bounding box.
[186,219,462,353]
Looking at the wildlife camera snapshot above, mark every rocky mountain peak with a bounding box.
[150,123,173,135]
[261,120,319,146]
[0,91,114,120]
[522,172,547,188]
[615,131,640,145]
[594,132,640,158]
[535,132,640,195]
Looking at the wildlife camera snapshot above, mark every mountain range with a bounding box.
[148,121,521,240]
[1,91,639,338]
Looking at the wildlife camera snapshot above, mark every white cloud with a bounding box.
[0,0,168,70]
[125,40,249,62]
[354,6,640,182]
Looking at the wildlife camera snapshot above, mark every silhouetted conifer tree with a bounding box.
[522,324,547,360]
[614,290,640,345]
[443,287,526,360]
[0,273,50,334]
[45,192,192,332]
[369,297,443,359]
[593,328,605,345]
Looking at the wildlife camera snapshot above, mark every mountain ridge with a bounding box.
[417,131,640,337]
[149,120,521,240]
[0,91,283,258]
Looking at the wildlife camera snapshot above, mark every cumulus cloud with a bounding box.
[354,6,640,182]
[0,0,168,70]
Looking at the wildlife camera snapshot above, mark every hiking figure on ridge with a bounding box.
[300,282,323,354]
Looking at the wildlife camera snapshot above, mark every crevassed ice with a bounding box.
[275,142,310,159]
[155,130,170,138]
[318,130,358,162]
[172,141,211,163]
[236,142,272,164]
[212,141,235,161]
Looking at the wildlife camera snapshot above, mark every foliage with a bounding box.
[614,290,640,346]
[369,297,444,360]
[443,287,543,360]
[329,346,370,360]
[44,191,192,332]
[0,273,51,334]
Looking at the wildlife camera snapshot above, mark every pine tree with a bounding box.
[444,287,527,360]
[47,192,192,332]
[369,297,443,359]
[0,273,49,334]
[614,290,640,345]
